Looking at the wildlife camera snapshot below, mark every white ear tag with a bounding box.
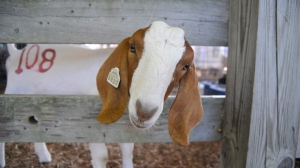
[107,67,120,88]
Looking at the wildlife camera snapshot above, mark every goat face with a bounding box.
[96,21,203,146]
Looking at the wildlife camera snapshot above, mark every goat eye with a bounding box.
[130,44,136,53]
[182,64,190,71]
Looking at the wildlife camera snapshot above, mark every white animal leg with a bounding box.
[34,143,52,163]
[89,143,108,168]
[0,143,5,168]
[119,143,134,168]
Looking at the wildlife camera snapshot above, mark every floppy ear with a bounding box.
[96,38,130,124]
[168,63,204,146]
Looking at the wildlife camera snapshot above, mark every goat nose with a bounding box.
[136,99,157,122]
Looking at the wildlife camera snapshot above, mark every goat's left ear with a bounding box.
[168,63,204,146]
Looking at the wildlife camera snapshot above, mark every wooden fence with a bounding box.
[0,95,224,143]
[0,0,299,167]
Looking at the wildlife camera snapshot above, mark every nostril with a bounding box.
[137,110,155,122]
[136,99,157,122]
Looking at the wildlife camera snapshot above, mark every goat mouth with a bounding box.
[131,118,146,129]
[129,116,150,129]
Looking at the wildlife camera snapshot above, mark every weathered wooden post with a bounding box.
[222,0,300,167]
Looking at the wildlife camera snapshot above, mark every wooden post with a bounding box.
[222,0,300,167]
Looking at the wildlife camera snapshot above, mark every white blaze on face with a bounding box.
[129,21,186,129]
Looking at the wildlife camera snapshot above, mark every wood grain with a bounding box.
[0,95,224,143]
[0,0,228,46]
[222,0,300,168]
[221,0,259,167]
[273,1,300,167]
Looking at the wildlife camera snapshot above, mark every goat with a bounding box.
[0,44,134,168]
[0,21,204,167]
[96,21,204,146]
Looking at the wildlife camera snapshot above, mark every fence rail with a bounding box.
[0,95,224,143]
[0,0,228,46]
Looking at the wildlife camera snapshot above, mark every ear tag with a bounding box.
[107,67,120,88]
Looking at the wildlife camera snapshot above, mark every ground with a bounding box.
[4,142,220,168]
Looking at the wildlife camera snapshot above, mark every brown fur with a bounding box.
[96,27,148,123]
[96,25,203,146]
[166,41,204,146]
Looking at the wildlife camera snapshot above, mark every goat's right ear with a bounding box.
[96,38,130,124]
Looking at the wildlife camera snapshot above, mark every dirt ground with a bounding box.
[3,141,300,168]
[4,142,221,168]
